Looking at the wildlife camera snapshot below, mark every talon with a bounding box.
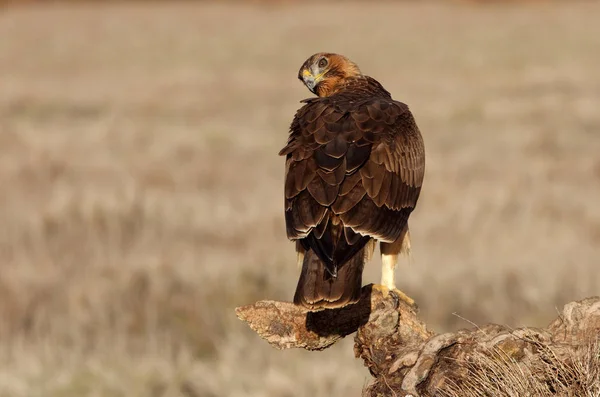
[372,284,391,298]
[372,285,417,308]
[392,288,417,308]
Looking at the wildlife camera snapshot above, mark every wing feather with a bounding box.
[281,77,425,264]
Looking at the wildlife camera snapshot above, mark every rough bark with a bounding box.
[235,284,600,397]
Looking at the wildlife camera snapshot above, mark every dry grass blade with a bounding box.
[441,334,600,397]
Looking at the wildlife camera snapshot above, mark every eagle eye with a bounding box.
[318,58,328,69]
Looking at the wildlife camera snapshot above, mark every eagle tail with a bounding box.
[293,247,365,311]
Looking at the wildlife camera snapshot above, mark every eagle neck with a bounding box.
[329,76,392,100]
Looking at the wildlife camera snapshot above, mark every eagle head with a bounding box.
[298,53,362,97]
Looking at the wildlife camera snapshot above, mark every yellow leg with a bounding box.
[381,252,397,290]
[377,226,415,306]
[295,241,305,270]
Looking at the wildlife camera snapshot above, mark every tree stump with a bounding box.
[236,284,600,396]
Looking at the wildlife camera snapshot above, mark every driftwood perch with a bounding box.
[236,285,600,396]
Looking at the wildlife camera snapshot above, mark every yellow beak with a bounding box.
[302,69,324,93]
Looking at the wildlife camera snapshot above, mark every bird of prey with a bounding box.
[279,52,425,311]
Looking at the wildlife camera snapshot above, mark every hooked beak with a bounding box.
[302,69,322,94]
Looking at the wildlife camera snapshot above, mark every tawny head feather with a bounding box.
[298,53,362,97]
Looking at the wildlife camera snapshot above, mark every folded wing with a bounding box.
[280,93,425,273]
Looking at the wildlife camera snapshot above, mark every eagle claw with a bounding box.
[372,284,417,309]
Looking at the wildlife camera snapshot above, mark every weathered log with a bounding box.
[236,284,600,396]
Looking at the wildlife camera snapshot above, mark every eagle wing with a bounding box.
[280,94,425,268]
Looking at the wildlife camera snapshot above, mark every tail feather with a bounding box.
[293,246,365,310]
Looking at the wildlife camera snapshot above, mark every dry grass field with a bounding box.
[0,2,599,396]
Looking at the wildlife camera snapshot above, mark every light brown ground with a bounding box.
[0,2,599,396]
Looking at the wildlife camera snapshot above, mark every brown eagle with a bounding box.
[279,53,425,310]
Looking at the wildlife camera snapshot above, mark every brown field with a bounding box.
[0,2,599,396]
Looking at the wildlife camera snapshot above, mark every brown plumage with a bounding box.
[280,53,425,310]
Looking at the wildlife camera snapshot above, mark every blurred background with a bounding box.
[0,1,599,396]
